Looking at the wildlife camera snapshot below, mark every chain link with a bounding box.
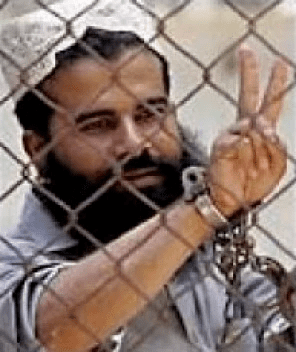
[0,0,296,351]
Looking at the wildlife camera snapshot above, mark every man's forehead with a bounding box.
[45,50,166,110]
[56,49,164,81]
[117,50,165,88]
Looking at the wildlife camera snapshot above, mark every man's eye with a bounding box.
[79,117,117,132]
[135,105,167,124]
[134,109,156,124]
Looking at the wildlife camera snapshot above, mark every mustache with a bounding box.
[42,149,180,186]
[120,149,180,174]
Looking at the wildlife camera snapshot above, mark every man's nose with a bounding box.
[113,116,143,160]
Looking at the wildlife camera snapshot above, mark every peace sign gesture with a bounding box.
[208,45,288,217]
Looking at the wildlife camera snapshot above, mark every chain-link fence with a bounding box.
[1,0,296,351]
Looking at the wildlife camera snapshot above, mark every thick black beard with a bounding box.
[34,130,207,256]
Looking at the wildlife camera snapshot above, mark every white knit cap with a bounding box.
[0,0,156,103]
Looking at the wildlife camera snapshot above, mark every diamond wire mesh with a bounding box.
[0,0,296,351]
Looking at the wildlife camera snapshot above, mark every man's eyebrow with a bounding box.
[75,109,115,125]
[141,97,168,107]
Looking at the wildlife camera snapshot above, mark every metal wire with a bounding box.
[0,0,296,351]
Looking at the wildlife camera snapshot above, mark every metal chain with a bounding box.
[0,0,296,351]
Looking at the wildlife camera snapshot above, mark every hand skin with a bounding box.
[36,46,289,352]
[209,45,288,217]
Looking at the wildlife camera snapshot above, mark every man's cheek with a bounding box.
[53,147,109,183]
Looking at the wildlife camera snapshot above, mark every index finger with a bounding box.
[238,45,260,120]
[260,58,289,126]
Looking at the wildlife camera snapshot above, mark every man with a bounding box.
[0,18,294,352]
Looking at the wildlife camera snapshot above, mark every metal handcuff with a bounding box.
[181,166,287,282]
[182,166,296,330]
[181,166,249,282]
[182,165,229,230]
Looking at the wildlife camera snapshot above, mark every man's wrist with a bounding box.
[182,166,230,230]
[193,193,229,230]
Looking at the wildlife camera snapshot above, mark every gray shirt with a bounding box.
[0,191,293,351]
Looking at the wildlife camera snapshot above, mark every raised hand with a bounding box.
[208,45,288,217]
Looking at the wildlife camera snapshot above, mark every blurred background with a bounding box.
[0,0,296,269]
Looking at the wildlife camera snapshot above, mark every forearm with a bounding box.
[37,202,213,352]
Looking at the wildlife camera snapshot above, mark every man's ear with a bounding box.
[23,130,47,168]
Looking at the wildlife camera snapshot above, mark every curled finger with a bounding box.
[264,134,287,175]
[211,133,241,160]
[245,129,270,174]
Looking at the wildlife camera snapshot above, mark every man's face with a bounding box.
[32,50,186,245]
[44,50,182,189]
